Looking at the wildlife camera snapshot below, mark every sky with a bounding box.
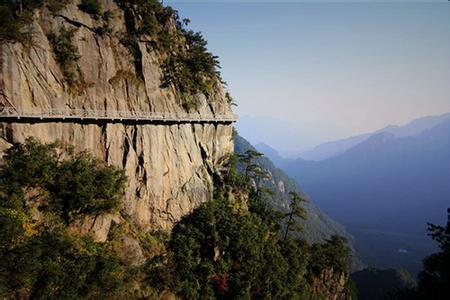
[166,0,450,150]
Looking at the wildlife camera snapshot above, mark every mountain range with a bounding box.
[297,112,450,161]
[236,115,347,157]
[254,112,450,275]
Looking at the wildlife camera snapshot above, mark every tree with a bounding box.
[237,149,263,178]
[283,191,307,241]
[0,230,129,299]
[0,139,131,298]
[163,198,289,299]
[0,138,126,223]
[403,219,450,299]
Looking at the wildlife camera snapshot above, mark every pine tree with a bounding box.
[283,192,307,241]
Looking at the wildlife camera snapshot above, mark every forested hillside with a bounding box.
[235,134,364,270]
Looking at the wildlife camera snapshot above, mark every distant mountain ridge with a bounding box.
[298,112,450,161]
[236,115,346,157]
[254,142,286,166]
[275,115,450,275]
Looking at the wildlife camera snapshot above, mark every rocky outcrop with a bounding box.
[0,1,234,234]
[313,268,350,300]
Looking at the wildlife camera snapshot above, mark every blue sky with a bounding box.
[167,0,450,145]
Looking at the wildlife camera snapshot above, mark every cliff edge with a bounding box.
[0,0,234,235]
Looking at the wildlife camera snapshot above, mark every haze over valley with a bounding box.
[248,112,450,275]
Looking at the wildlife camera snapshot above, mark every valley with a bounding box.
[252,112,450,276]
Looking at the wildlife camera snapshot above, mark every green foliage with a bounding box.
[161,29,221,107]
[0,229,129,299]
[94,10,113,36]
[45,0,72,14]
[51,153,126,221]
[395,219,450,299]
[0,208,33,250]
[0,1,71,44]
[150,196,352,299]
[221,153,252,192]
[418,224,450,299]
[225,91,236,106]
[1,0,224,106]
[0,1,40,44]
[115,0,168,37]
[309,235,352,276]
[77,0,111,35]
[78,0,102,19]
[248,187,284,234]
[0,139,131,298]
[116,0,172,79]
[0,138,355,299]
[148,149,353,299]
[47,27,81,85]
[181,98,200,111]
[238,149,264,178]
[283,191,307,241]
[0,138,126,223]
[115,0,222,109]
[157,199,301,299]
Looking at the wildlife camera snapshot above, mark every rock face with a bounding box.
[0,2,233,232]
[313,268,350,300]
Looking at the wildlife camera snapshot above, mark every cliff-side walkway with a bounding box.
[0,107,238,124]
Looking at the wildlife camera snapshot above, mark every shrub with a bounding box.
[181,98,199,111]
[78,0,102,19]
[0,0,71,44]
[225,92,235,105]
[94,10,113,36]
[161,30,221,106]
[46,0,72,14]
[0,138,126,223]
[115,0,222,108]
[115,0,166,37]
[309,235,352,276]
[0,2,36,45]
[49,152,126,221]
[47,27,81,85]
[0,230,129,298]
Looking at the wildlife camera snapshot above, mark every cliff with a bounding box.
[0,0,234,236]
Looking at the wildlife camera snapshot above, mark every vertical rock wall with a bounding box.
[0,1,234,232]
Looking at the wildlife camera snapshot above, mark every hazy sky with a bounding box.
[167,0,450,140]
